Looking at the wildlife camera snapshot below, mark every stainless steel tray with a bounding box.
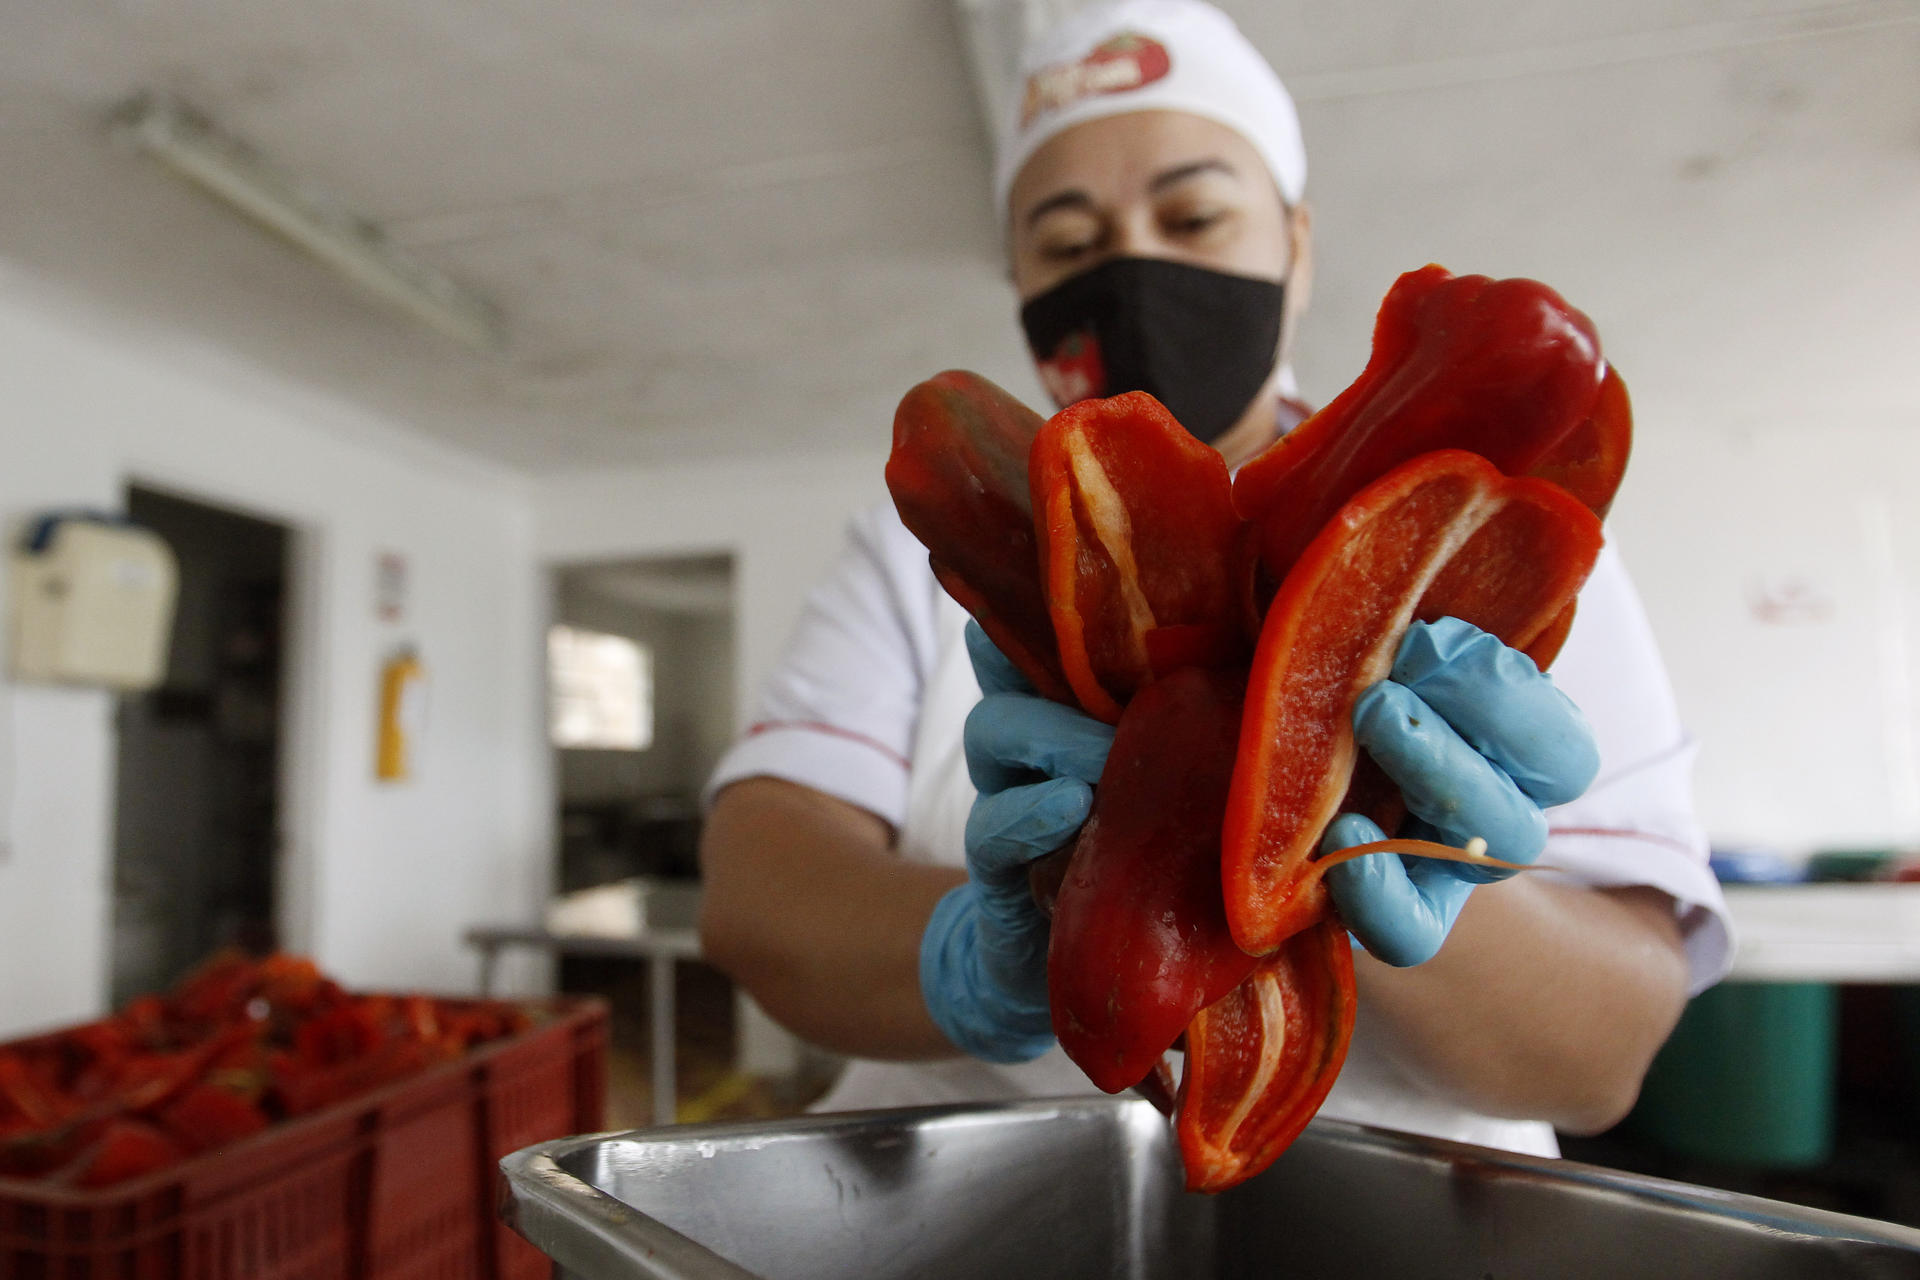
[500,1097,1920,1279]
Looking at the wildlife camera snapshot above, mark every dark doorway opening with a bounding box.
[550,554,736,894]
[110,485,289,1004]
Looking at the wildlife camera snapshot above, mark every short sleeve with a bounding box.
[704,503,942,829]
[1535,545,1732,995]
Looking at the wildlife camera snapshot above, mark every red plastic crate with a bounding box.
[0,996,607,1280]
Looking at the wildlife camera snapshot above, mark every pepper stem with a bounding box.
[1313,836,1536,874]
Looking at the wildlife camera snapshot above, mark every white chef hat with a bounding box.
[992,0,1306,222]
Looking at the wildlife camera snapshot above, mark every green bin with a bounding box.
[1630,981,1836,1168]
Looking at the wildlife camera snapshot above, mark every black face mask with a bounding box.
[1019,256,1286,444]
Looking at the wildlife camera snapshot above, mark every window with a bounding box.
[548,625,652,750]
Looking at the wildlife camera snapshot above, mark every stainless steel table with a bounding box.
[465,925,702,1126]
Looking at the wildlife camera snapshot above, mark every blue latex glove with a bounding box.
[1325,617,1600,967]
[920,622,1115,1062]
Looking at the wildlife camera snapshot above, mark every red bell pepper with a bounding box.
[1221,450,1602,955]
[156,1082,269,1154]
[1029,393,1247,723]
[293,1000,385,1067]
[0,1053,67,1131]
[0,951,533,1187]
[168,949,261,1026]
[1233,265,1629,586]
[68,1118,184,1188]
[1177,917,1353,1193]
[1527,363,1631,521]
[887,370,1069,702]
[1047,666,1257,1092]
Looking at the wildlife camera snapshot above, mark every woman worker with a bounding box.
[699,0,1732,1155]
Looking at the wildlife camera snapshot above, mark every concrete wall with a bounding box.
[0,279,549,1037]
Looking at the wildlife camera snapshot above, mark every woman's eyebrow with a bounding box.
[1149,159,1237,191]
[1024,159,1237,226]
[1024,188,1095,227]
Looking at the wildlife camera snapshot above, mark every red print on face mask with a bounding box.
[1035,330,1108,407]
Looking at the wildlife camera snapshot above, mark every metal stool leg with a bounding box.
[651,952,677,1126]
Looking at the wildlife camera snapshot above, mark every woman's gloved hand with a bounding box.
[920,622,1115,1062]
[1325,617,1601,967]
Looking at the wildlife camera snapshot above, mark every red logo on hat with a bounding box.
[1021,33,1173,129]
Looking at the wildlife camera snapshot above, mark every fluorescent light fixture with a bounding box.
[110,91,505,353]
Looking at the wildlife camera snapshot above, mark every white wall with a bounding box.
[1611,423,1920,857]
[0,277,549,1037]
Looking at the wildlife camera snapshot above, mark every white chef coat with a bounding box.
[706,501,1733,1155]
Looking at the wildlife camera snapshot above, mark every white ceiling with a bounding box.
[2,0,1916,474]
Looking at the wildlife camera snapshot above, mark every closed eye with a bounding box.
[1031,207,1107,264]
[1168,211,1223,233]
[1041,237,1100,263]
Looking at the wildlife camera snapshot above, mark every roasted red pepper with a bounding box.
[1233,265,1629,585]
[0,951,531,1187]
[1029,393,1247,723]
[1221,449,1602,955]
[68,1119,184,1188]
[1177,918,1353,1193]
[156,1082,269,1154]
[887,371,1067,703]
[1048,666,1256,1092]
[885,264,1631,1193]
[0,1053,66,1132]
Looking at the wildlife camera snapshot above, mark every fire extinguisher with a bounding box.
[376,646,427,782]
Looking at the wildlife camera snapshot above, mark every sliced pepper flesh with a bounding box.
[1030,392,1246,722]
[1523,602,1579,671]
[1233,266,1629,585]
[1222,449,1602,956]
[1176,917,1354,1193]
[1048,666,1257,1093]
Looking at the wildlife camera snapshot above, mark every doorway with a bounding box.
[550,554,735,892]
[109,485,290,1004]
[547,553,753,1125]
